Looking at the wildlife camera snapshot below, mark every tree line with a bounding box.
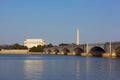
[0,43,76,52]
[0,43,28,50]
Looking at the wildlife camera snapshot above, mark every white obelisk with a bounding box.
[76,29,80,45]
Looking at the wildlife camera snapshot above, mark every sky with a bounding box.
[0,0,120,45]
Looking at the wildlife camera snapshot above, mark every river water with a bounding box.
[0,54,120,80]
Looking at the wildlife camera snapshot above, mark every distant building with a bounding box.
[24,39,46,48]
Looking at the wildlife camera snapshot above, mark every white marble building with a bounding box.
[24,39,46,48]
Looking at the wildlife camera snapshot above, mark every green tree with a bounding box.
[46,44,54,48]
[59,43,69,46]
[11,43,20,49]
[29,45,45,52]
[20,46,28,49]
[11,43,28,49]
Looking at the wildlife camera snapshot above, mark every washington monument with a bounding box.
[76,29,80,45]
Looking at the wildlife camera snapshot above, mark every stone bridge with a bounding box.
[44,41,120,57]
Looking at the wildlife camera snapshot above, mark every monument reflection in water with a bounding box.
[0,55,120,80]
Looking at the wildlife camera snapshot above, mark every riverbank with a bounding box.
[0,49,44,54]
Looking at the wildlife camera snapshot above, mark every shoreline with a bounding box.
[0,49,45,54]
[0,52,45,54]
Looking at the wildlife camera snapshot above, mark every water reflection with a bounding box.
[0,60,24,80]
[0,55,120,80]
[109,58,120,80]
[24,60,44,80]
[76,61,80,80]
[23,57,120,80]
[24,60,81,80]
[84,58,109,80]
[83,58,120,80]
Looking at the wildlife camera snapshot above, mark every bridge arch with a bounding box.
[47,49,52,54]
[89,46,106,57]
[54,49,60,55]
[62,48,70,55]
[73,48,84,56]
[115,46,120,57]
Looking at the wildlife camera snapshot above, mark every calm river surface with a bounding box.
[0,54,120,80]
